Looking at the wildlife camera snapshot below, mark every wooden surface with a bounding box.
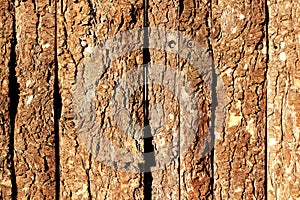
[0,0,299,199]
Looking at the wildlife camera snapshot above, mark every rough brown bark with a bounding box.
[0,0,13,199]
[267,0,300,199]
[13,0,56,198]
[1,0,300,199]
[147,1,181,199]
[148,0,213,199]
[57,0,145,199]
[211,0,267,199]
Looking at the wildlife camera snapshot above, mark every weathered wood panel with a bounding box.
[267,0,300,199]
[14,0,56,198]
[211,0,267,199]
[0,0,14,198]
[57,0,145,199]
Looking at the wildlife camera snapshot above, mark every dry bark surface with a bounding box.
[0,0,299,199]
[13,0,57,199]
[211,0,267,199]
[0,0,14,198]
[267,0,300,199]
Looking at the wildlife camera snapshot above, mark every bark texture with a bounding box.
[57,0,145,199]
[13,0,56,198]
[147,1,181,199]
[148,0,214,199]
[267,0,300,199]
[211,0,267,199]
[1,0,300,199]
[0,0,13,199]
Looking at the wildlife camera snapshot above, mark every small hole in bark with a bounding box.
[168,40,176,48]
[274,45,278,49]
[187,40,194,48]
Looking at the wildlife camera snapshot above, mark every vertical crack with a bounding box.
[178,0,184,17]
[142,0,155,199]
[8,1,19,199]
[208,1,216,199]
[176,7,181,200]
[54,0,62,199]
[86,154,92,200]
[264,0,269,199]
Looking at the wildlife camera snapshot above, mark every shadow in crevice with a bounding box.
[8,1,19,199]
[142,4,155,198]
[54,0,62,199]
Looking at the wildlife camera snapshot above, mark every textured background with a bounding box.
[0,0,299,199]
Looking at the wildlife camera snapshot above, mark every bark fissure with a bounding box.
[54,0,62,199]
[207,0,216,198]
[8,1,19,198]
[264,0,269,199]
[143,0,154,198]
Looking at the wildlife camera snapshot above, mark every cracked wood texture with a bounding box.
[0,0,13,198]
[13,0,57,199]
[57,0,145,199]
[211,0,267,199]
[148,0,213,199]
[1,0,300,199]
[147,1,181,199]
[267,0,300,199]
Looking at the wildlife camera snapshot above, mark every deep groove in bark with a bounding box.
[143,0,154,199]
[179,0,184,17]
[54,0,62,199]
[8,1,19,199]
[264,0,269,199]
[207,1,216,198]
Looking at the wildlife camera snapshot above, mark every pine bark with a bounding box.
[148,0,214,199]
[211,0,267,199]
[0,0,14,198]
[1,0,300,199]
[267,0,300,199]
[57,0,145,199]
[13,0,57,198]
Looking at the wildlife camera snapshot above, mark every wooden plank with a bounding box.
[211,0,267,199]
[57,0,145,199]
[267,0,300,199]
[0,0,14,198]
[13,0,56,198]
[148,0,213,199]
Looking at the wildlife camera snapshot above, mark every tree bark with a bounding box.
[148,0,214,199]
[1,0,300,199]
[13,0,57,199]
[0,0,14,198]
[57,0,145,199]
[211,0,267,199]
[267,0,300,199]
